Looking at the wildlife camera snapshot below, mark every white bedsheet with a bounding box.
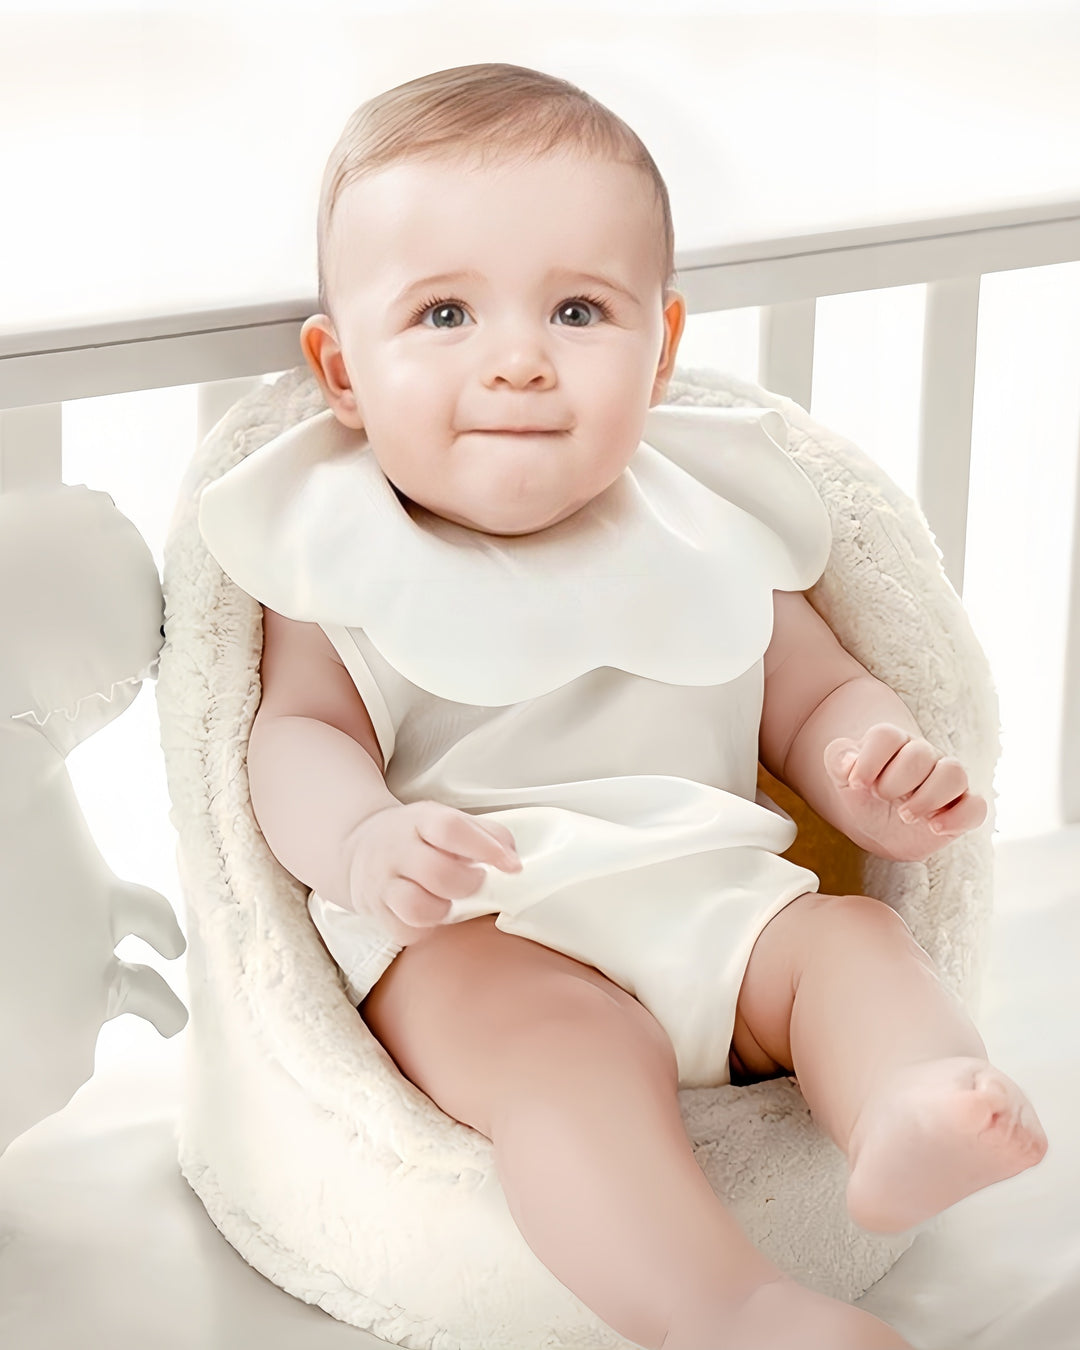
[1,826,1077,1350]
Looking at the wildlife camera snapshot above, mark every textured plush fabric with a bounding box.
[156,364,999,1348]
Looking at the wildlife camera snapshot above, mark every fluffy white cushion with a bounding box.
[157,365,998,1348]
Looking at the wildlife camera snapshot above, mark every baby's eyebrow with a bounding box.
[391,267,640,309]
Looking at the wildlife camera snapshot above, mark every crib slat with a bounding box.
[917,276,981,597]
[0,404,63,494]
[758,300,816,411]
[1062,434,1080,825]
[196,378,265,448]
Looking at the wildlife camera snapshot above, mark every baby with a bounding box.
[206,63,1048,1350]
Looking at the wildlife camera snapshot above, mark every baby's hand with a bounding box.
[823,723,988,862]
[345,801,522,946]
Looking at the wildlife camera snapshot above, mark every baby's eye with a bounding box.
[553,295,612,327]
[408,293,614,329]
[411,298,472,330]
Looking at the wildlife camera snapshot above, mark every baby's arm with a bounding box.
[759,590,986,860]
[246,608,521,939]
[246,606,400,910]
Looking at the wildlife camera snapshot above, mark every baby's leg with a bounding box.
[362,914,911,1350]
[732,892,1049,1233]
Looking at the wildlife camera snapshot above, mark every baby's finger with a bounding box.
[472,817,521,863]
[925,791,988,837]
[414,803,521,871]
[383,876,453,933]
[895,757,969,821]
[846,724,913,791]
[404,842,493,903]
[875,738,940,802]
[824,737,861,784]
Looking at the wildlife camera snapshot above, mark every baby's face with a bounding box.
[303,149,685,536]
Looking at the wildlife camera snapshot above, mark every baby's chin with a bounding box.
[395,484,591,536]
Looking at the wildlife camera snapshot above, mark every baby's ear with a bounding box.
[651,290,687,404]
[300,316,364,429]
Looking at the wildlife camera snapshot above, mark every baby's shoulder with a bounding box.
[260,606,346,671]
[256,607,384,768]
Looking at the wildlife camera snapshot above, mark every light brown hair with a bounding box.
[315,62,677,322]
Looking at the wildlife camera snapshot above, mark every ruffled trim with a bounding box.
[199,403,832,705]
[9,650,161,729]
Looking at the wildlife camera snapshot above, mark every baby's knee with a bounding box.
[815,893,915,937]
[805,893,933,970]
[364,929,677,1137]
[468,984,676,1137]
[513,979,679,1086]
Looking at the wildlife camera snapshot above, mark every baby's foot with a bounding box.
[844,1055,1048,1233]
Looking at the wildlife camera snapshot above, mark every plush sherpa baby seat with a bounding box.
[156,363,1000,1350]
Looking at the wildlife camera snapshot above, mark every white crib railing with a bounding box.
[2,194,1079,820]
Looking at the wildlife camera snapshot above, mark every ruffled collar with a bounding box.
[198,402,831,705]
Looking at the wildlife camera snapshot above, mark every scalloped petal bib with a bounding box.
[198,402,831,705]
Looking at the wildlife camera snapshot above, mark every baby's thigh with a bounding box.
[360,914,677,1138]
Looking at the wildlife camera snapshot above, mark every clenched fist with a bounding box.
[344,800,522,946]
[824,723,988,862]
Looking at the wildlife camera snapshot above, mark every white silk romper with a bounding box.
[198,400,833,1089]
